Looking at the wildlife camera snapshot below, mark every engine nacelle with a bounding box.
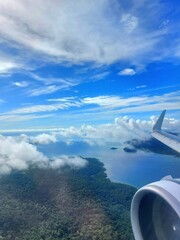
[131,177,180,240]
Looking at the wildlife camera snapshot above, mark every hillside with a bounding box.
[0,158,136,240]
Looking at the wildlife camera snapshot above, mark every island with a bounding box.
[110,147,118,150]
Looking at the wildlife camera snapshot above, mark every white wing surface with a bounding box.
[151,110,180,153]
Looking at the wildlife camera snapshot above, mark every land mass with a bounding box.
[125,137,180,156]
[0,158,136,240]
[110,147,118,150]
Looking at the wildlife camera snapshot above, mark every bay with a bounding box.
[38,141,180,188]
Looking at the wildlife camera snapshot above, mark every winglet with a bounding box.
[152,110,166,132]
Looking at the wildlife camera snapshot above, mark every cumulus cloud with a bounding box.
[118,68,136,76]
[9,113,180,147]
[0,135,48,174]
[28,133,57,144]
[55,118,152,146]
[49,155,87,169]
[54,114,180,146]
[0,0,177,68]
[0,135,87,174]
[5,116,155,146]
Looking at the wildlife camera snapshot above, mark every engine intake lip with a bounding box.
[131,180,180,240]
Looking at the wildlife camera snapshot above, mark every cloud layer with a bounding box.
[0,112,179,175]
[0,91,178,126]
[0,0,178,70]
[17,114,179,146]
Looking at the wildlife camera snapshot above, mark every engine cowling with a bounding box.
[131,177,180,240]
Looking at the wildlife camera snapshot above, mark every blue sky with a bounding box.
[0,0,180,130]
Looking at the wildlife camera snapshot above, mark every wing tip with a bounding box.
[152,110,166,132]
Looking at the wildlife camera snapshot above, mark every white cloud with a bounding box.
[10,104,67,114]
[30,73,77,85]
[0,91,179,125]
[82,96,123,107]
[118,68,136,76]
[82,91,180,111]
[29,133,57,145]
[82,95,148,108]
[0,112,179,151]
[120,14,138,33]
[49,156,87,169]
[8,101,81,115]
[0,59,21,74]
[0,0,177,67]
[53,114,180,146]
[14,133,57,145]
[56,118,152,145]
[25,74,79,96]
[47,97,76,102]
[0,135,87,174]
[136,85,146,89]
[0,114,54,122]
[13,81,29,87]
[0,128,60,133]
[0,135,48,174]
[28,85,64,96]
[29,73,78,87]
[0,62,17,73]
[90,71,110,80]
[7,117,153,146]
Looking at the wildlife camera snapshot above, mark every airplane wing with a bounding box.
[131,110,180,240]
[151,110,180,153]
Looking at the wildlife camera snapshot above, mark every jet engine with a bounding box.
[131,177,180,240]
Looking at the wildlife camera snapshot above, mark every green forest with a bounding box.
[0,158,136,240]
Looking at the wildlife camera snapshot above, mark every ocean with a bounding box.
[38,141,180,188]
